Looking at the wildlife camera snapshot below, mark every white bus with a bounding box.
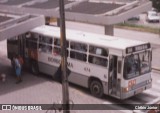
[7,25,152,99]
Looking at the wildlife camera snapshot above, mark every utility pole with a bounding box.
[59,0,70,113]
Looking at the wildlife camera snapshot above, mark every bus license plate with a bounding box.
[136,88,143,94]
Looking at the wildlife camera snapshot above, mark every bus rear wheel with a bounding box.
[31,61,39,75]
[90,80,103,98]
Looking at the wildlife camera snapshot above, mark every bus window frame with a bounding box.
[53,37,69,56]
[69,41,87,62]
[89,45,108,57]
[88,45,108,68]
[38,35,53,54]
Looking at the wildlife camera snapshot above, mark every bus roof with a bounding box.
[31,25,149,50]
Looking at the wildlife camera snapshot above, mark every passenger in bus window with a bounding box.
[53,47,61,56]
[94,57,107,67]
[47,46,52,53]
[54,39,60,46]
[79,44,87,52]
[127,64,131,74]
[96,48,102,55]
[39,36,43,43]
[41,36,45,43]
[25,32,31,38]
[38,44,42,52]
[76,44,81,51]
[90,46,108,57]
[101,59,108,67]
[75,52,85,61]
[39,44,49,53]
[48,38,53,44]
[102,49,108,56]
[39,44,44,52]
[72,42,86,52]
[92,56,100,65]
[89,46,94,53]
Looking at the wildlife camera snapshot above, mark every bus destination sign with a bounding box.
[126,43,150,54]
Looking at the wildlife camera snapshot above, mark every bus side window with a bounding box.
[54,38,60,46]
[89,45,108,57]
[89,55,108,67]
[39,35,52,53]
[26,35,37,49]
[70,51,87,61]
[89,45,108,67]
[70,42,87,52]
[53,38,69,56]
[70,41,87,61]
[25,32,31,38]
[53,47,61,55]
[53,38,60,55]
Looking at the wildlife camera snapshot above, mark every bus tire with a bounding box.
[31,61,39,75]
[90,80,103,98]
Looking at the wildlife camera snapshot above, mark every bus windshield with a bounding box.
[124,51,151,79]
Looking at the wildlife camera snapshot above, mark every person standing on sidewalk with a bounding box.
[14,55,22,84]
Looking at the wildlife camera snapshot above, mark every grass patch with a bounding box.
[115,23,160,34]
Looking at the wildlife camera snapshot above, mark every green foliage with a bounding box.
[116,23,160,34]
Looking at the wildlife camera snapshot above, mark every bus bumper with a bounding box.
[121,83,152,99]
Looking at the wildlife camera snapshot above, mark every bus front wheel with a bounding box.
[31,61,39,75]
[90,80,103,98]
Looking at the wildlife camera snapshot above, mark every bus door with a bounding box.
[108,55,121,98]
[25,33,39,74]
